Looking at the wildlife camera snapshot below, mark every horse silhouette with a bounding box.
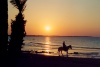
[58,45,72,56]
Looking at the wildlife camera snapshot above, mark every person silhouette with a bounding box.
[63,41,67,48]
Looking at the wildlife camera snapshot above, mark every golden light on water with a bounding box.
[45,37,51,44]
[45,48,50,52]
[45,42,50,45]
[44,37,51,55]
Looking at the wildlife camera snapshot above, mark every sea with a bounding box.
[10,36,100,59]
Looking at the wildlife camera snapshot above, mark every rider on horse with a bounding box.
[63,41,67,49]
[58,41,72,56]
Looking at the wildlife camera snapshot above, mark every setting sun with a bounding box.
[45,26,51,31]
[8,0,100,37]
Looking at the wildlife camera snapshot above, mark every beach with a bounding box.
[22,36,100,59]
[6,36,100,67]
[4,51,100,67]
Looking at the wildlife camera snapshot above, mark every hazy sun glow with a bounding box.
[8,0,100,37]
[45,26,51,31]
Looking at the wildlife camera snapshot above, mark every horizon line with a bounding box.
[8,35,100,37]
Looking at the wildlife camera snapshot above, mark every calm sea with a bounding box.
[18,36,100,58]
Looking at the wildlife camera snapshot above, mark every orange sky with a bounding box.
[8,0,100,37]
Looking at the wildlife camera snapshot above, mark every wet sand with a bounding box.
[1,51,100,67]
[11,52,100,67]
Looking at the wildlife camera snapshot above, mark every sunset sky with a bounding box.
[8,0,100,37]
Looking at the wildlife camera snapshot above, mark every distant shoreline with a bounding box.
[8,35,92,37]
[8,35,100,37]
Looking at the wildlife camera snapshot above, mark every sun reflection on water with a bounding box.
[43,37,51,55]
[45,37,51,44]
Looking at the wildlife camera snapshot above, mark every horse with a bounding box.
[58,45,72,56]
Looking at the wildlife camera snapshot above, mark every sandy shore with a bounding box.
[1,52,100,67]
[15,52,100,67]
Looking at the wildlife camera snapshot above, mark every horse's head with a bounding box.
[69,45,72,49]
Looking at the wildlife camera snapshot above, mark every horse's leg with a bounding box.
[66,51,68,57]
[61,50,63,56]
[67,51,68,55]
[58,51,60,56]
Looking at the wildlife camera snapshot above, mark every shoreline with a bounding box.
[18,52,100,67]
[4,51,100,67]
[23,50,100,59]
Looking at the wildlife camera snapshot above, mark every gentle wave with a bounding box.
[73,46,100,50]
[26,42,100,50]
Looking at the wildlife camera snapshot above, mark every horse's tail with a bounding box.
[58,47,60,52]
[58,47,61,55]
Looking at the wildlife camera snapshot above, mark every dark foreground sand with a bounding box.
[1,52,100,67]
